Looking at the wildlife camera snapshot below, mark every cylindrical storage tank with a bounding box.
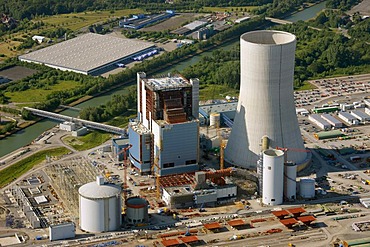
[299,178,315,199]
[79,179,121,233]
[262,149,284,206]
[284,162,297,200]
[209,112,220,128]
[125,197,149,225]
[225,30,308,168]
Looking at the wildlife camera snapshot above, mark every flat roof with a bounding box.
[227,219,245,227]
[203,222,222,230]
[162,238,180,247]
[321,114,342,125]
[19,33,154,74]
[298,215,316,224]
[280,218,298,227]
[351,110,370,119]
[34,195,48,204]
[145,75,191,91]
[272,210,290,218]
[180,236,199,243]
[287,207,306,215]
[338,111,356,120]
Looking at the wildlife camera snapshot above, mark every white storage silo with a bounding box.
[209,113,220,128]
[125,197,149,225]
[262,149,284,206]
[284,162,297,200]
[299,178,315,199]
[225,30,308,168]
[79,176,122,233]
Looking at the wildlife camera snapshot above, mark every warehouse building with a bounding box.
[351,110,370,123]
[121,10,175,29]
[19,33,155,75]
[308,114,331,130]
[338,112,358,125]
[313,130,344,140]
[321,114,343,128]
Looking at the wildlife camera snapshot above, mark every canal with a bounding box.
[0,1,326,158]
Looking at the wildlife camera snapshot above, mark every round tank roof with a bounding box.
[126,197,147,208]
[263,149,284,157]
[241,30,296,45]
[79,182,121,199]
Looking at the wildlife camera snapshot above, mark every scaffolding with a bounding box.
[45,157,100,218]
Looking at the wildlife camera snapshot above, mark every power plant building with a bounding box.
[225,30,308,168]
[129,72,199,176]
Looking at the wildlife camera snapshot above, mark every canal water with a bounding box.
[0,1,326,158]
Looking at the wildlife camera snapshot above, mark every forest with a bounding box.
[182,16,369,90]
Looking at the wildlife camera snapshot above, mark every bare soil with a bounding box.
[0,66,37,81]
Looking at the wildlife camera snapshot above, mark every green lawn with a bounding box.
[0,147,70,188]
[5,80,79,103]
[201,6,257,13]
[295,81,317,91]
[106,112,136,128]
[199,84,239,101]
[63,131,112,151]
[40,9,142,31]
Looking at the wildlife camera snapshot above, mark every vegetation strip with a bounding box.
[0,147,70,188]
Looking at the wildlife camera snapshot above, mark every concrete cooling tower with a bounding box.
[225,30,307,168]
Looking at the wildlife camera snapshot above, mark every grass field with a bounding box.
[0,40,22,60]
[0,147,70,188]
[201,6,258,13]
[5,80,79,103]
[63,131,112,151]
[200,84,239,101]
[39,9,142,31]
[296,81,317,91]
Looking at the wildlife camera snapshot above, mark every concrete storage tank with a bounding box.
[225,30,308,169]
[262,149,284,206]
[209,112,220,128]
[125,197,149,225]
[79,176,121,233]
[299,178,315,199]
[284,162,297,200]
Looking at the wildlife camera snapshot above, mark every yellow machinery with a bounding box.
[151,155,161,200]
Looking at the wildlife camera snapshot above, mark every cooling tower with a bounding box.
[225,30,307,168]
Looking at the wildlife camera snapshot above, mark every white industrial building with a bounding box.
[299,178,315,199]
[360,197,370,209]
[129,72,199,176]
[49,223,75,241]
[364,99,370,108]
[161,169,237,208]
[338,111,358,125]
[19,33,155,75]
[351,110,370,123]
[308,114,331,130]
[321,114,343,128]
[78,176,121,233]
[262,149,284,206]
[365,107,370,116]
[296,108,309,116]
[225,30,308,169]
[59,122,76,131]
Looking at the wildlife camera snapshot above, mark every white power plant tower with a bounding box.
[225,30,307,168]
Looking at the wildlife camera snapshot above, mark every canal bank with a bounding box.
[0,2,328,158]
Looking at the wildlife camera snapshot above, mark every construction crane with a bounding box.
[216,122,226,170]
[275,146,311,163]
[117,144,132,203]
[151,155,161,200]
